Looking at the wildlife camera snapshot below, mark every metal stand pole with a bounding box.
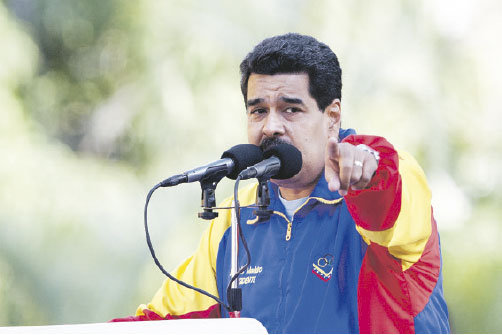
[228,203,241,318]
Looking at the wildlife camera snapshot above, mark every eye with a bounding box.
[285,107,301,114]
[249,108,267,115]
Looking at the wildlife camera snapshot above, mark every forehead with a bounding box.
[247,73,311,101]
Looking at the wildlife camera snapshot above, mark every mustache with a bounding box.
[259,137,291,152]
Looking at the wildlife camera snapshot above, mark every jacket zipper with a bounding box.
[271,211,293,241]
[285,222,292,241]
[284,197,315,241]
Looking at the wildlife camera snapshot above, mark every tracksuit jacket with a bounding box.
[114,131,450,333]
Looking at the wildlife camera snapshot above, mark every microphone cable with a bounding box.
[225,175,252,312]
[144,181,231,312]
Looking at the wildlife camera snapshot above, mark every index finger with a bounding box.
[325,138,341,192]
[337,143,355,195]
[326,137,340,163]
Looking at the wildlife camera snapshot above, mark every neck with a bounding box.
[273,171,323,200]
[278,183,316,200]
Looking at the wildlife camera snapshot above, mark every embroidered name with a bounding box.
[246,266,262,274]
[239,276,256,285]
[238,265,263,285]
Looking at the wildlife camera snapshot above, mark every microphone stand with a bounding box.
[199,171,244,317]
[228,178,272,318]
[229,203,241,318]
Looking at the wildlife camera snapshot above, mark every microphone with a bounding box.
[161,144,263,187]
[239,143,302,180]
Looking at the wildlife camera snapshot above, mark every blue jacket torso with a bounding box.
[216,178,367,333]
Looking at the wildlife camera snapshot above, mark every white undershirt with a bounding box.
[278,192,308,221]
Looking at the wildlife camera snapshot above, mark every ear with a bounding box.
[324,99,341,136]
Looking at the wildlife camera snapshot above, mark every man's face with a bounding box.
[246,73,340,190]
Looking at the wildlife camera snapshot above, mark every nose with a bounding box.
[262,110,285,138]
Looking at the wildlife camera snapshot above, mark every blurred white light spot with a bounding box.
[427,0,477,38]
[430,171,471,231]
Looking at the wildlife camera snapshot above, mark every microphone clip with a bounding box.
[198,171,227,220]
[253,178,273,222]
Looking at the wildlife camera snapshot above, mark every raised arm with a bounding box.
[325,135,447,333]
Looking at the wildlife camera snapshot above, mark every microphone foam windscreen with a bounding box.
[263,143,302,179]
[221,144,263,179]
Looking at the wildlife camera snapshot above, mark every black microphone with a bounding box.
[161,144,263,187]
[239,143,302,180]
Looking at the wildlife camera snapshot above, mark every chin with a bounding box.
[271,170,318,190]
[270,178,295,188]
[270,174,312,189]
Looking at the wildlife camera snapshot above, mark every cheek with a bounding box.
[247,122,261,145]
[302,144,324,163]
[300,133,328,168]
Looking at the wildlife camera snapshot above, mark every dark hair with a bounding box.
[240,33,342,111]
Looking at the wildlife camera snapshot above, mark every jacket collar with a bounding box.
[268,172,342,205]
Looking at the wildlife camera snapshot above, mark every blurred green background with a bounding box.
[1,0,501,332]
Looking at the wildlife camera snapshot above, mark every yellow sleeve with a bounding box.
[355,150,432,271]
[136,182,258,317]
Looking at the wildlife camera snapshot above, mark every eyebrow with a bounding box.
[247,98,264,107]
[247,97,305,107]
[280,97,305,105]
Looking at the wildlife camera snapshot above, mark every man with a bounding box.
[114,33,450,333]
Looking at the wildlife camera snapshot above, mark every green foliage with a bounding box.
[0,258,47,325]
[10,0,148,163]
[1,0,501,332]
[443,251,502,333]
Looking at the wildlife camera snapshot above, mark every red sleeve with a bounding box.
[341,135,402,231]
[109,303,221,322]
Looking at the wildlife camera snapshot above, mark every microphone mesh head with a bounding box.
[263,143,302,179]
[221,144,263,179]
